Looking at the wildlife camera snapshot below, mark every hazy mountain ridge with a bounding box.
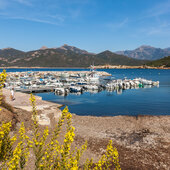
[0,45,148,67]
[116,45,170,60]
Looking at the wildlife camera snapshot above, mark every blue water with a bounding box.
[0,68,89,72]
[3,68,170,116]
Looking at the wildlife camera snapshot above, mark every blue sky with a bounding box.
[0,0,170,53]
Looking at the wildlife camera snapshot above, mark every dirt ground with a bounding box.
[72,115,170,170]
[1,89,170,169]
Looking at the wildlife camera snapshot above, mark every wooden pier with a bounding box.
[17,87,55,93]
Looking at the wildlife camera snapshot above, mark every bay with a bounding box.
[2,68,170,116]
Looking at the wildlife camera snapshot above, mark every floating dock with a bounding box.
[18,87,55,93]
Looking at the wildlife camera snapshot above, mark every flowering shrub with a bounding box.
[0,70,7,111]
[0,71,121,169]
[0,122,16,162]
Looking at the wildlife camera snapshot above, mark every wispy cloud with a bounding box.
[0,0,32,9]
[132,0,170,37]
[68,8,81,19]
[107,18,129,30]
[148,26,170,36]
[13,0,32,6]
[1,15,62,25]
[0,0,65,26]
[144,0,170,18]
[46,14,65,22]
[0,0,8,9]
[139,21,170,36]
[0,0,87,26]
[62,0,90,5]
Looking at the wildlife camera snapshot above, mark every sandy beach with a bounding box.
[1,89,170,169]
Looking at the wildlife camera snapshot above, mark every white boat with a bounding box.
[55,87,69,95]
[83,85,99,90]
[85,65,100,84]
[70,86,82,93]
[31,84,39,88]
[140,79,153,85]
[60,72,69,78]
[152,81,159,86]
[106,83,116,89]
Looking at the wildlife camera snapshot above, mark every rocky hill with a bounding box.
[57,44,93,55]
[116,45,170,60]
[0,45,148,67]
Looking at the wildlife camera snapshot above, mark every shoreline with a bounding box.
[94,65,170,69]
[0,66,170,70]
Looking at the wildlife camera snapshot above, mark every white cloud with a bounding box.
[107,18,129,30]
[144,0,170,18]
[0,0,8,9]
[68,8,81,19]
[0,0,85,25]
[140,21,170,36]
[47,14,65,22]
[131,1,170,37]
[13,0,32,6]
[2,15,62,25]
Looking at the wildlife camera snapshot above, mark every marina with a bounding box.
[4,68,169,116]
[5,68,159,95]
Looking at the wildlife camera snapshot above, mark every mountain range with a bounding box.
[116,45,170,60]
[0,44,148,67]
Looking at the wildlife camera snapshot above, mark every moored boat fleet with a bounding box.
[5,69,159,96]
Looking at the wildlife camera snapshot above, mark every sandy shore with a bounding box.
[1,89,170,169]
[1,66,170,69]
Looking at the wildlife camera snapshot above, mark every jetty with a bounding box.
[18,87,55,93]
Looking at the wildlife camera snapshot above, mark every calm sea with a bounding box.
[2,68,170,116]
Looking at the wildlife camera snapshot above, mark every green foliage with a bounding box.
[0,70,7,111]
[147,56,170,67]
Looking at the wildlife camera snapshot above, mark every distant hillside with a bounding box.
[0,48,25,66]
[94,50,147,66]
[57,44,94,55]
[0,45,148,67]
[147,56,170,67]
[0,48,25,60]
[116,45,170,60]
